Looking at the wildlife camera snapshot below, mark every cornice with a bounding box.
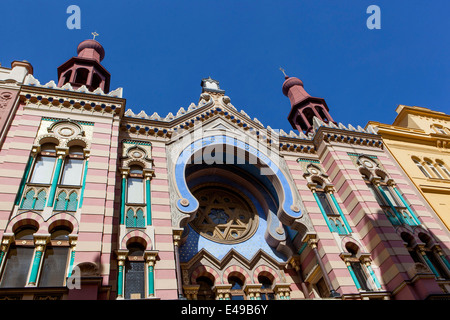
[19,84,126,118]
[394,105,450,125]
[368,122,450,150]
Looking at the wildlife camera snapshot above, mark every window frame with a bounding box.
[126,166,145,205]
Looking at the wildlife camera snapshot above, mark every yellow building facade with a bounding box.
[368,105,450,230]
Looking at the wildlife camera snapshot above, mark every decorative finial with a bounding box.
[279,67,288,78]
[92,32,99,40]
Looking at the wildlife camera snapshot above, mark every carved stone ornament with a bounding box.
[0,92,13,109]
[76,262,101,277]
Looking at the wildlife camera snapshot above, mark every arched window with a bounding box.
[29,143,57,184]
[258,275,275,300]
[62,70,72,85]
[436,161,450,178]
[315,106,329,122]
[432,125,447,135]
[362,172,416,226]
[196,276,215,300]
[127,165,144,204]
[0,226,37,288]
[19,189,47,210]
[39,226,71,287]
[303,107,315,128]
[74,68,89,85]
[91,73,102,89]
[401,232,423,264]
[228,275,245,300]
[418,233,450,280]
[344,244,373,292]
[424,159,444,179]
[54,191,78,212]
[412,158,431,178]
[124,243,146,299]
[296,115,308,133]
[310,179,350,235]
[126,208,145,228]
[60,146,85,186]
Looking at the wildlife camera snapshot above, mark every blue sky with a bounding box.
[1,1,448,132]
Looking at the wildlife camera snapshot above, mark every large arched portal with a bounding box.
[171,134,313,299]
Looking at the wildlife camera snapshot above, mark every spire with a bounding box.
[57,37,111,93]
[282,74,336,133]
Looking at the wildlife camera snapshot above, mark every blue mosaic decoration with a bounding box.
[179,173,288,263]
[175,135,302,221]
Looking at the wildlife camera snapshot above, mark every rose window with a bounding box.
[190,186,258,244]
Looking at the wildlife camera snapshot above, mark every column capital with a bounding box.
[83,148,91,159]
[417,244,427,254]
[288,255,302,272]
[31,144,41,156]
[68,235,78,248]
[386,178,396,187]
[143,168,155,179]
[302,233,318,249]
[1,234,14,252]
[33,234,50,251]
[370,176,382,186]
[307,182,317,192]
[360,253,373,265]
[213,284,232,300]
[115,249,129,262]
[55,146,69,157]
[144,250,159,266]
[172,228,184,246]
[324,184,335,193]
[244,283,262,300]
[273,283,291,299]
[183,284,200,300]
[120,167,130,177]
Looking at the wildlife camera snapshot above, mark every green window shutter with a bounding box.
[126,209,135,228]
[34,190,47,210]
[136,209,145,227]
[20,190,35,209]
[55,192,67,211]
[67,192,78,212]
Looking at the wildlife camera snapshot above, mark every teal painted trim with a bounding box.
[148,265,154,296]
[377,186,406,225]
[297,242,308,255]
[67,251,76,278]
[78,160,89,208]
[440,255,450,271]
[47,157,63,207]
[122,139,152,146]
[146,179,152,225]
[297,158,320,163]
[422,254,440,278]
[0,251,5,266]
[366,265,382,289]
[42,117,94,126]
[347,153,378,159]
[117,265,124,296]
[120,177,126,225]
[28,250,43,285]
[346,265,362,290]
[313,192,334,233]
[393,187,421,225]
[14,156,34,205]
[329,193,352,234]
